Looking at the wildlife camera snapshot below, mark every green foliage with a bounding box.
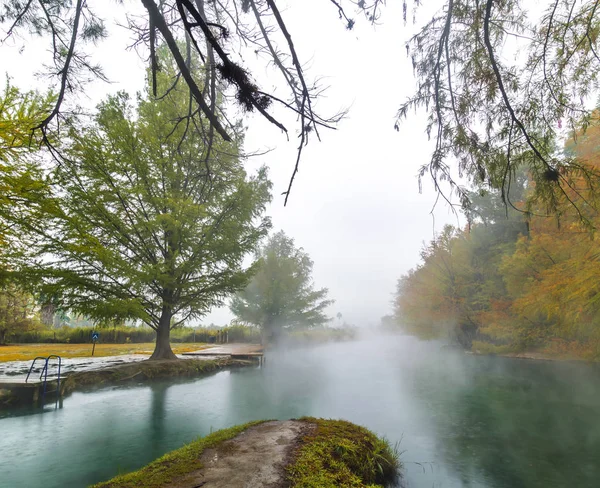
[230,231,333,340]
[91,420,267,488]
[287,418,400,488]
[9,324,261,345]
[3,56,272,358]
[0,80,55,160]
[0,81,55,266]
[92,418,399,488]
[0,285,40,344]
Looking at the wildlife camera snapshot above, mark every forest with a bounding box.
[393,112,600,360]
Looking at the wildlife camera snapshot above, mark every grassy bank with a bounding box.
[287,418,399,487]
[0,357,257,409]
[470,339,599,362]
[91,421,267,488]
[92,418,400,488]
[0,343,210,362]
[60,357,254,396]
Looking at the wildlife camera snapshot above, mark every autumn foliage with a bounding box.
[393,118,600,360]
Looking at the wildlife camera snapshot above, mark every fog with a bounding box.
[0,0,458,327]
[3,333,600,487]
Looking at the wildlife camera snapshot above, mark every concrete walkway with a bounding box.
[0,343,262,383]
[182,343,263,356]
[165,420,313,488]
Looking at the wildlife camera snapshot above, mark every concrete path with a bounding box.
[183,343,263,356]
[0,343,262,383]
[166,420,314,488]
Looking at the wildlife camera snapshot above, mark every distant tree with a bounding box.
[5,63,272,359]
[230,231,333,343]
[336,312,342,325]
[377,315,396,332]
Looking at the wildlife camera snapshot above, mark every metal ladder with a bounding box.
[26,355,62,407]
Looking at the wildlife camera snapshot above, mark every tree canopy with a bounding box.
[230,231,333,342]
[0,82,55,243]
[4,1,600,208]
[3,63,272,359]
[0,284,38,344]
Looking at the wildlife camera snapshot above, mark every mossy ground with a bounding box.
[91,421,267,488]
[0,343,209,362]
[92,418,401,488]
[287,418,400,487]
[61,357,252,396]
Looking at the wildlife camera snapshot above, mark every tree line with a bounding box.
[392,116,600,359]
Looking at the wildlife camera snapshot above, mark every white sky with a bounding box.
[1,0,459,327]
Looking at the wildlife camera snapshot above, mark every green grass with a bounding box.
[287,418,400,488]
[91,421,267,488]
[0,343,209,362]
[89,418,401,488]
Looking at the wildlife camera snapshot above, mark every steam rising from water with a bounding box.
[1,334,599,488]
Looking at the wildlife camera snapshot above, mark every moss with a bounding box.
[91,420,267,488]
[287,418,400,488]
[61,357,254,396]
[90,418,400,488]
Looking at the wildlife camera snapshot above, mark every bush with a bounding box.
[10,324,261,344]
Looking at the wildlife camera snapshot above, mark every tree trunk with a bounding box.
[150,308,178,360]
[0,329,6,345]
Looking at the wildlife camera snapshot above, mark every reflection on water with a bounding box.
[1,335,600,488]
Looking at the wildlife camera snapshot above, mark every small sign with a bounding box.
[92,331,100,342]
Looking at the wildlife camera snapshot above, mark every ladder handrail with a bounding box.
[25,355,62,407]
[25,357,50,383]
[43,355,62,407]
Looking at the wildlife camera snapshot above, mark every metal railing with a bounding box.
[25,355,62,407]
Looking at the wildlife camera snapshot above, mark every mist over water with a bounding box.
[2,334,600,488]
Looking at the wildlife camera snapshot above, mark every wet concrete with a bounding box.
[0,343,262,383]
[0,355,147,382]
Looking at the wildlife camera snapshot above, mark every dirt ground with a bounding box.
[167,420,315,488]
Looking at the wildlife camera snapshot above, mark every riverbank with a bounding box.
[0,356,257,409]
[92,418,400,488]
[469,340,599,362]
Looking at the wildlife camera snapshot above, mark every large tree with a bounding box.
[5,67,272,359]
[3,1,600,210]
[230,231,333,342]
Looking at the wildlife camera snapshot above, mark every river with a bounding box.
[1,334,599,488]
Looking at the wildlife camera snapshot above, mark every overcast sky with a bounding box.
[1,0,458,327]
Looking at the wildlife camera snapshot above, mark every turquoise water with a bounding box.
[1,335,600,487]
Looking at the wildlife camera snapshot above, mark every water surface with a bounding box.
[1,335,599,487]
